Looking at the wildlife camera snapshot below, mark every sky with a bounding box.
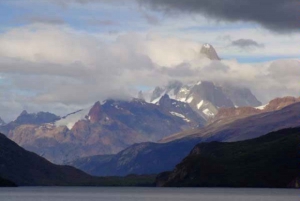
[0,0,299,121]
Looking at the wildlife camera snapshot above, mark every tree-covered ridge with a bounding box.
[157,127,300,188]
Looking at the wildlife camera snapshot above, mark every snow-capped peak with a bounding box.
[203,43,211,49]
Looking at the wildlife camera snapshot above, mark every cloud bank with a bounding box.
[0,24,299,121]
[139,0,300,33]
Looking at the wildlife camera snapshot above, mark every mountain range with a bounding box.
[70,99,300,176]
[0,44,263,165]
[0,44,299,189]
[145,80,261,120]
[0,98,205,164]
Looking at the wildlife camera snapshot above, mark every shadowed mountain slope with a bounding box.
[156,127,300,188]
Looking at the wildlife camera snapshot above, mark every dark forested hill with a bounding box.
[156,127,300,188]
[0,177,16,187]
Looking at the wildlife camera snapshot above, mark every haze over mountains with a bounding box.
[0,44,262,164]
[0,44,299,188]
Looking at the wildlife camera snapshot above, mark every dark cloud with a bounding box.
[231,39,264,49]
[139,0,300,32]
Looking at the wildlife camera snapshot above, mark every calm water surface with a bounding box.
[0,187,299,201]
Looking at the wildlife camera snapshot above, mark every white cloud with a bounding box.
[0,24,299,121]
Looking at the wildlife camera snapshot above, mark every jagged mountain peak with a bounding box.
[147,79,261,120]
[14,110,60,125]
[88,101,102,123]
[200,43,220,60]
[20,110,28,116]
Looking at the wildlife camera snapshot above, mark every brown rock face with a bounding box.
[215,107,261,120]
[213,96,300,123]
[265,97,300,111]
[88,101,102,123]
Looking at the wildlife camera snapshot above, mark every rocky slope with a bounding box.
[213,96,300,122]
[1,98,204,164]
[71,101,300,176]
[156,127,300,188]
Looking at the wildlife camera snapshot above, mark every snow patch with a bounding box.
[179,87,190,94]
[55,107,91,130]
[197,100,204,109]
[203,44,211,48]
[187,96,194,103]
[168,89,177,100]
[203,109,215,117]
[170,112,190,122]
[151,95,163,104]
[256,104,268,110]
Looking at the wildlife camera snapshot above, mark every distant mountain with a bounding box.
[71,101,300,176]
[69,140,200,177]
[14,110,60,125]
[1,98,204,164]
[0,118,5,127]
[200,43,220,60]
[162,97,300,143]
[156,127,300,188]
[147,80,261,120]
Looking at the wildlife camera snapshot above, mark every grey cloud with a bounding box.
[142,12,160,25]
[139,0,300,32]
[17,16,65,25]
[88,19,120,26]
[268,60,300,80]
[158,63,196,77]
[202,61,230,73]
[231,39,264,49]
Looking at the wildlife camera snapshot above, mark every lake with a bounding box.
[0,187,299,201]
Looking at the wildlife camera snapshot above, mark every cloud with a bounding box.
[231,39,264,49]
[141,12,160,25]
[0,24,299,122]
[16,16,65,25]
[139,0,300,33]
[87,19,119,26]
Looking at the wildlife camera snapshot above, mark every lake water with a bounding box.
[0,187,299,201]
